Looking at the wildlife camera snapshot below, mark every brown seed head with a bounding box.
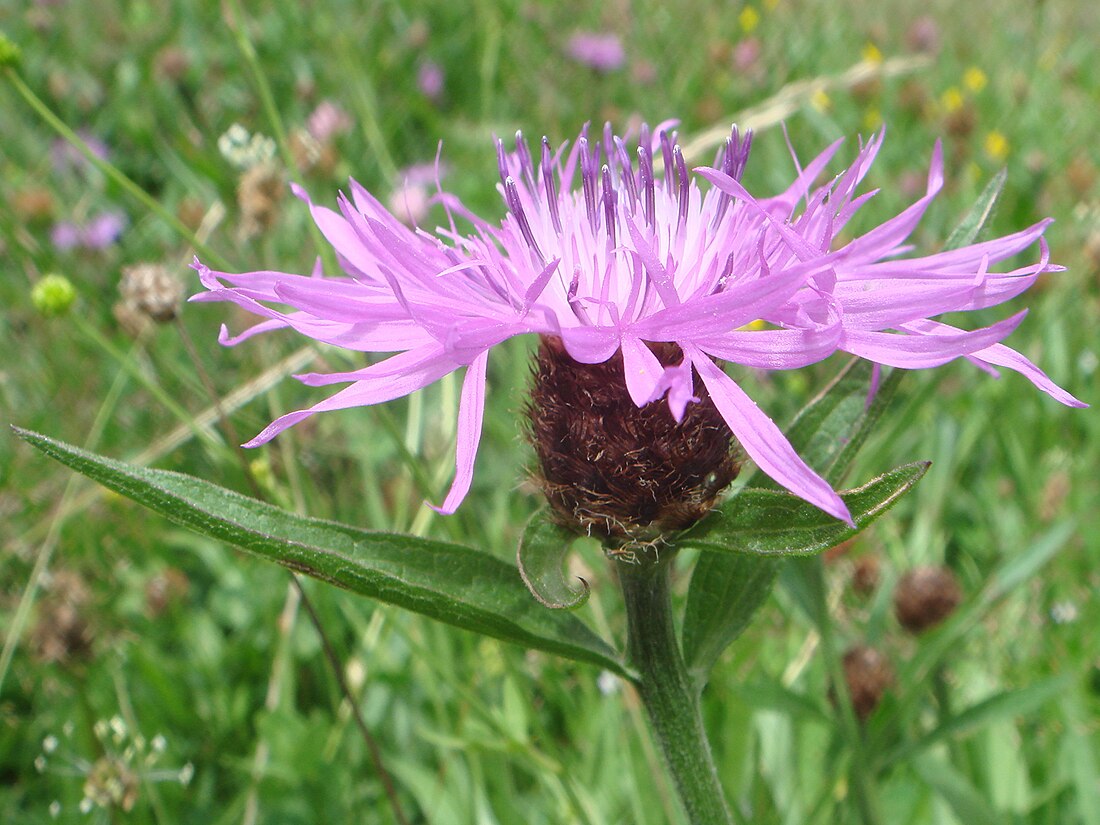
[527,336,740,547]
[30,570,93,664]
[893,565,963,633]
[842,645,894,720]
[118,262,183,324]
[851,554,881,596]
[237,161,285,240]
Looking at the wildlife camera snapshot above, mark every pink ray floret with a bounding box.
[193,124,1085,522]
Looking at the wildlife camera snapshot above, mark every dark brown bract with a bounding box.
[528,336,740,546]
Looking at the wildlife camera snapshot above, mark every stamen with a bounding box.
[579,137,599,232]
[614,137,638,209]
[730,126,753,181]
[660,130,676,194]
[541,136,562,235]
[674,145,689,226]
[637,144,656,228]
[505,176,544,260]
[713,252,737,292]
[515,130,536,192]
[495,137,509,186]
[601,164,618,248]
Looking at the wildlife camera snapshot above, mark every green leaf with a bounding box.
[756,357,902,490]
[681,462,929,557]
[867,522,1075,756]
[943,167,1007,251]
[879,675,1070,769]
[726,680,830,724]
[681,553,779,683]
[912,754,999,825]
[681,358,906,685]
[13,427,627,676]
[517,510,590,609]
[679,464,926,682]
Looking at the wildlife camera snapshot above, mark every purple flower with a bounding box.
[565,32,625,73]
[416,60,444,101]
[387,163,447,226]
[50,131,110,176]
[51,210,126,251]
[193,124,1083,522]
[306,100,352,143]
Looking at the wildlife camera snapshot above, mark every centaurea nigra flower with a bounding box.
[194,123,1083,530]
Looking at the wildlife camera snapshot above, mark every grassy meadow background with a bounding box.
[2,0,1097,822]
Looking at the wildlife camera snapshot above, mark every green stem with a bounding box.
[618,556,735,825]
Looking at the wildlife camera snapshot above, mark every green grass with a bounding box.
[2,0,1098,822]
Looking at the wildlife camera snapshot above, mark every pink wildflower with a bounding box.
[193,124,1084,522]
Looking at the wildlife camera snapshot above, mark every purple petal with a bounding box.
[687,346,852,523]
[840,310,1027,368]
[433,350,490,514]
[653,357,697,421]
[244,349,460,446]
[697,316,843,370]
[900,318,1088,407]
[620,335,664,406]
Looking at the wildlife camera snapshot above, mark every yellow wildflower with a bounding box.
[963,67,987,93]
[940,87,964,113]
[739,6,760,34]
[984,130,1009,162]
[862,43,883,65]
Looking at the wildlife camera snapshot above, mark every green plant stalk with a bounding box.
[3,68,233,272]
[801,557,885,825]
[618,556,735,825]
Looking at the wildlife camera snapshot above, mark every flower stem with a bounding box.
[618,555,735,825]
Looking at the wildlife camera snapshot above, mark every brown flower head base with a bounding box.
[528,336,740,549]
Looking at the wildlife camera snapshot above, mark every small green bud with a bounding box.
[31,274,77,317]
[0,31,21,69]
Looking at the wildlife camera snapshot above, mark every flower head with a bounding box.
[194,123,1083,525]
[50,210,126,251]
[565,32,625,73]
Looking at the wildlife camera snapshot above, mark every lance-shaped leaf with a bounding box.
[517,510,590,609]
[681,553,779,685]
[943,167,1007,251]
[13,427,627,676]
[680,463,927,680]
[754,357,902,492]
[681,463,928,557]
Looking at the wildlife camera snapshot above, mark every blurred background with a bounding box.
[1,0,1097,822]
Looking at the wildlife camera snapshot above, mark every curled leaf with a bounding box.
[518,510,590,609]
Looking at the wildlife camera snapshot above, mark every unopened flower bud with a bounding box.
[894,566,962,633]
[841,645,894,720]
[528,336,740,548]
[31,274,77,317]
